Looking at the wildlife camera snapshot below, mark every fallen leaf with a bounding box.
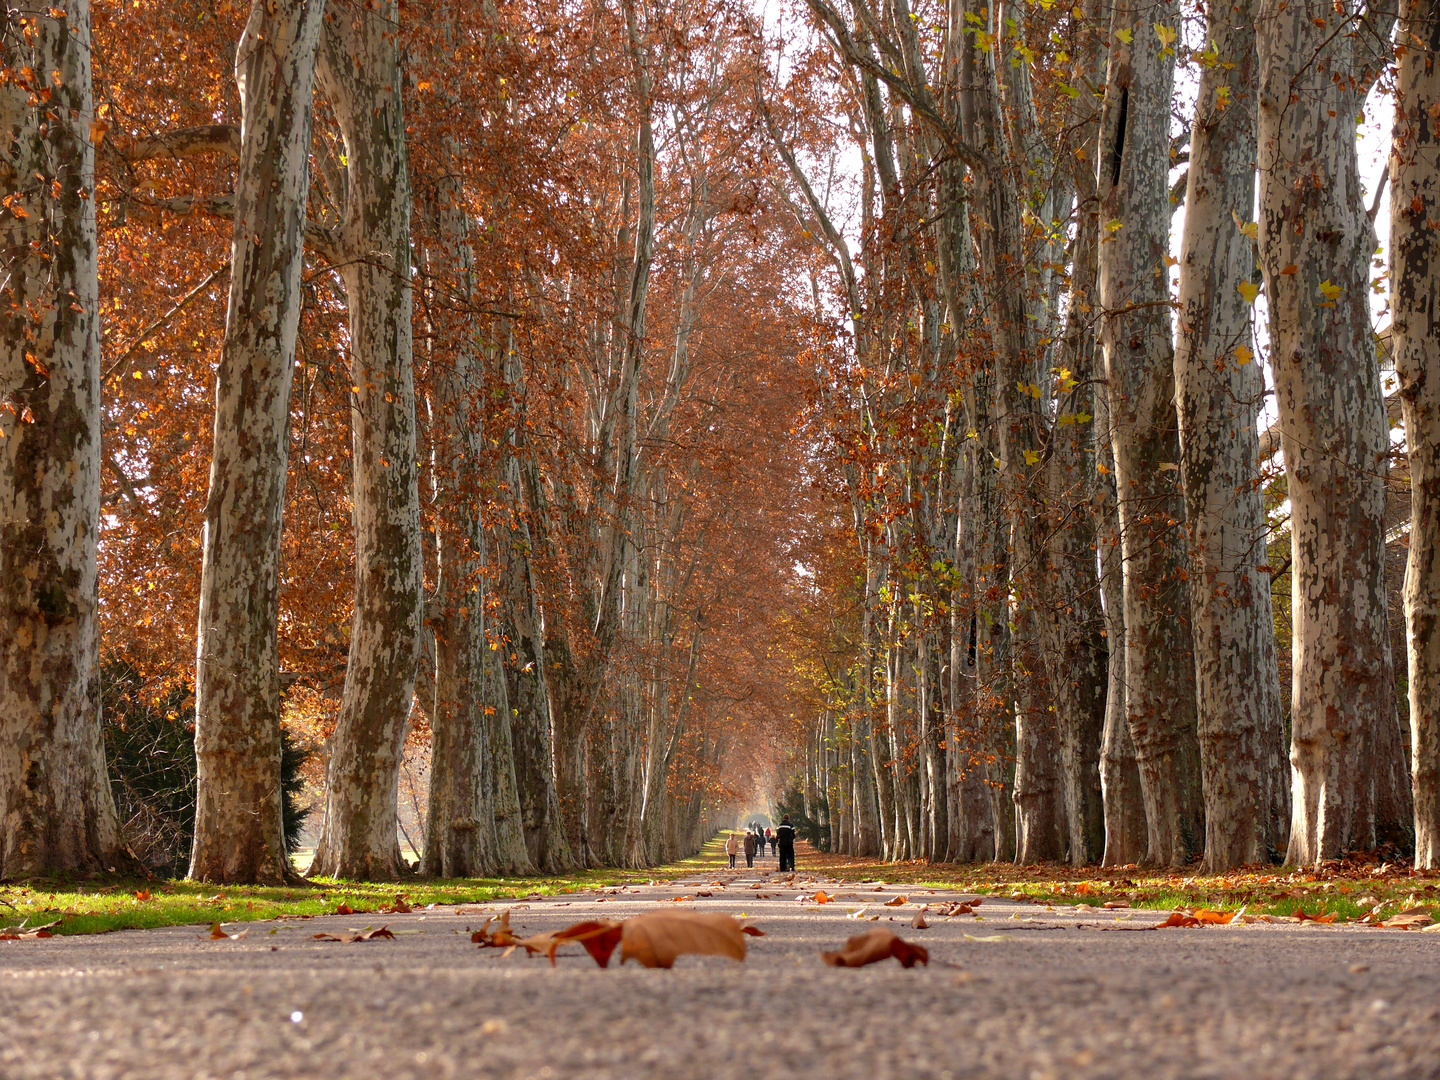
[813,891,833,904]
[1156,911,1200,928]
[740,925,766,937]
[962,933,1012,942]
[201,923,248,940]
[380,897,412,914]
[472,910,523,948]
[1192,908,1236,925]
[1377,907,1433,929]
[620,911,748,969]
[312,925,395,943]
[334,903,360,915]
[1294,910,1336,924]
[514,920,624,966]
[1103,901,1130,909]
[134,889,152,902]
[912,910,928,929]
[821,928,929,968]
[884,896,908,907]
[1238,913,1280,924]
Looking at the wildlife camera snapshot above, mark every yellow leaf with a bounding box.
[1115,27,1133,43]
[1318,279,1342,301]
[1234,344,1254,366]
[1237,281,1260,304]
[1023,449,1042,466]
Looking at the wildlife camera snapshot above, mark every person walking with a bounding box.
[743,828,757,868]
[776,816,796,872]
[725,831,739,869]
[767,827,777,858]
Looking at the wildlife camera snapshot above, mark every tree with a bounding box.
[1096,0,1203,865]
[1256,0,1412,864]
[1390,0,1440,870]
[188,0,325,885]
[1,0,128,878]
[1174,0,1287,869]
[309,0,425,881]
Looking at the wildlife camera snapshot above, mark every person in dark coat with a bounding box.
[743,828,757,868]
[767,827,777,858]
[776,816,796,872]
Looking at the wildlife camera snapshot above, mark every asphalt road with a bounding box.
[3,860,1439,1080]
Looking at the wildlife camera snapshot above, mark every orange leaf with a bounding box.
[134,889,152,901]
[883,895,908,907]
[1156,911,1200,928]
[813,890,832,904]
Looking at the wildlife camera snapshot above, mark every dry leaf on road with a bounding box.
[1377,908,1433,929]
[0,920,60,940]
[472,911,523,948]
[1156,911,1200,928]
[201,923,248,940]
[515,920,624,966]
[312,926,395,943]
[883,896,908,907]
[912,910,928,929]
[620,911,748,969]
[821,928,929,968]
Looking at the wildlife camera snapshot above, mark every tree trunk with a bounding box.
[187,0,323,884]
[310,1,423,880]
[1097,0,1204,865]
[0,0,126,878]
[1175,0,1288,870]
[1390,0,1440,870]
[1095,383,1148,863]
[1044,197,1108,866]
[1256,0,1414,864]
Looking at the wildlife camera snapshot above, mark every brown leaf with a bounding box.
[740,925,766,936]
[200,923,248,940]
[334,903,358,915]
[1103,901,1130,909]
[134,889,152,901]
[1377,908,1433,929]
[513,920,624,966]
[312,925,395,943]
[380,896,412,914]
[821,928,929,968]
[911,910,928,929]
[1294,910,1336,924]
[620,911,748,969]
[883,895,908,907]
[472,911,522,948]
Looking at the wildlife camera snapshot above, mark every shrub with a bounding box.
[102,661,310,876]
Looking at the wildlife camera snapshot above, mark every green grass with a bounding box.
[6,835,1437,935]
[0,868,667,937]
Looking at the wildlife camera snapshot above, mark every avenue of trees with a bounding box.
[1,0,1438,882]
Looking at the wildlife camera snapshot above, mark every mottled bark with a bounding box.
[1044,197,1108,866]
[0,0,125,878]
[310,1,423,880]
[1097,0,1204,865]
[1256,0,1413,864]
[188,0,323,884]
[1390,0,1440,869]
[1175,0,1288,870]
[1095,383,1148,863]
